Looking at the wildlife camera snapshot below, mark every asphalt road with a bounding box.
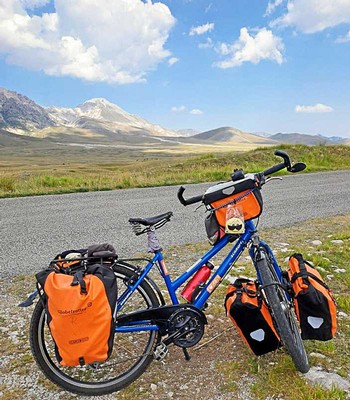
[1,170,349,279]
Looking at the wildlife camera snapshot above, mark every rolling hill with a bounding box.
[0,129,51,147]
[192,127,277,145]
[270,133,332,145]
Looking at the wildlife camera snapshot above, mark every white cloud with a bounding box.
[214,27,284,69]
[205,3,213,14]
[168,57,179,66]
[190,109,203,115]
[171,106,203,115]
[171,105,186,112]
[336,30,350,43]
[0,0,176,84]
[189,22,214,36]
[198,38,213,49]
[265,0,284,17]
[272,0,350,33]
[295,104,334,113]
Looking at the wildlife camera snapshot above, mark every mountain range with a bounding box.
[0,87,347,148]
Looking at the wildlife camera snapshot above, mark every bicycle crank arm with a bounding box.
[162,323,199,346]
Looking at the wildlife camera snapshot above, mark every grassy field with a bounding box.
[0,214,349,399]
[1,144,349,198]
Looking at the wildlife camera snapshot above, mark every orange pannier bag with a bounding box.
[36,263,117,366]
[288,253,337,341]
[203,175,262,228]
[224,279,281,355]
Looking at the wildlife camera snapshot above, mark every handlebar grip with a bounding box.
[261,149,293,176]
[177,186,203,206]
[262,162,286,176]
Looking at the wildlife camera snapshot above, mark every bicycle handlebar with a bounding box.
[261,149,306,175]
[177,186,203,206]
[177,149,306,206]
[261,162,286,176]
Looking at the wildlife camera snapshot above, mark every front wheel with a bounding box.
[30,264,160,396]
[256,250,309,373]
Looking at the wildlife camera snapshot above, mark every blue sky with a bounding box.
[1,0,350,137]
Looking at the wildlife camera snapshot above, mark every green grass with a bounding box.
[250,355,348,400]
[1,144,349,198]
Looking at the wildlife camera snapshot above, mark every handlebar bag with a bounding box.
[36,260,117,367]
[224,279,281,355]
[203,176,263,227]
[288,253,337,341]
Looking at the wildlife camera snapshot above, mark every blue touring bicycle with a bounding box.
[29,150,309,395]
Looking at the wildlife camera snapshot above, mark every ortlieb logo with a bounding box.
[69,337,89,345]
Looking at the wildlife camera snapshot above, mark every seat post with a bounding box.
[147,227,162,253]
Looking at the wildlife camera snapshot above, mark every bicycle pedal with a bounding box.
[153,343,169,361]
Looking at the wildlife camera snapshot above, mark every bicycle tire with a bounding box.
[256,249,310,373]
[30,264,160,396]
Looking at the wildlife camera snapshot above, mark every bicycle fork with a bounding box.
[249,233,291,309]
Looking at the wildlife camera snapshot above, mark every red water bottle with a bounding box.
[181,262,214,302]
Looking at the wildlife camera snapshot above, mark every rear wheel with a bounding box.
[256,249,309,373]
[30,264,160,396]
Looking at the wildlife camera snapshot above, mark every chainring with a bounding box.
[168,308,205,348]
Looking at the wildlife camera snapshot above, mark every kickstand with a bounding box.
[182,348,191,361]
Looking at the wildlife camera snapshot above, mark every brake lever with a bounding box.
[195,203,205,212]
[265,177,283,184]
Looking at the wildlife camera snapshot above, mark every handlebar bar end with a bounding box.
[177,186,187,206]
[274,149,291,169]
[177,185,203,206]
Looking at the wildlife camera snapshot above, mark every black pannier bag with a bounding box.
[224,279,281,355]
[288,253,337,341]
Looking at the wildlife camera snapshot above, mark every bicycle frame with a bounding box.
[115,218,282,334]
